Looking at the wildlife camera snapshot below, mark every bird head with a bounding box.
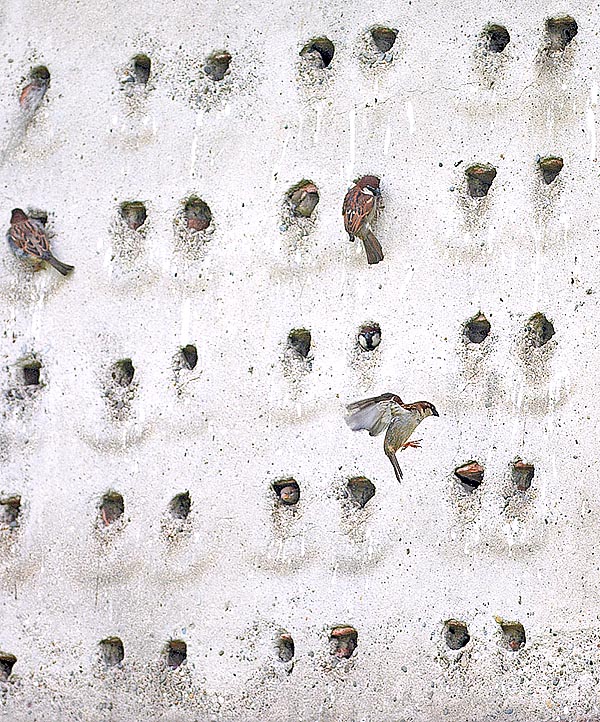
[416,401,439,418]
[357,175,381,196]
[10,209,28,224]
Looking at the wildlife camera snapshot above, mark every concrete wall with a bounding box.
[0,0,599,720]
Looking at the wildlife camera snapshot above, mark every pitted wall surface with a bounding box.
[0,1,598,720]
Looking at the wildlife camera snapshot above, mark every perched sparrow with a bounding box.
[19,68,50,114]
[346,393,438,482]
[342,175,384,265]
[7,209,74,276]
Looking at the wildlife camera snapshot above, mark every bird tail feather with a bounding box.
[362,231,384,265]
[46,255,74,276]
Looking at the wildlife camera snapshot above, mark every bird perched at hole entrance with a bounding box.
[7,209,74,276]
[19,68,50,115]
[342,175,384,265]
[346,393,438,482]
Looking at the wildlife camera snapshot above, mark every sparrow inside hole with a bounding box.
[19,65,50,114]
[358,323,381,351]
[288,182,319,218]
[120,202,147,231]
[346,393,438,482]
[512,461,534,491]
[465,164,497,198]
[184,198,212,231]
[454,461,484,490]
[546,16,578,52]
[330,626,357,659]
[273,479,300,506]
[204,51,231,81]
[538,156,563,184]
[7,208,74,276]
[343,176,384,265]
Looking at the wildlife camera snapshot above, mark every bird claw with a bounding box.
[400,439,422,451]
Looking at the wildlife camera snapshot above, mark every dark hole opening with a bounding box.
[347,477,376,508]
[444,620,470,650]
[485,25,510,53]
[526,312,555,348]
[546,16,578,51]
[330,626,357,659]
[180,345,198,370]
[464,312,491,344]
[184,197,212,231]
[112,359,135,387]
[358,323,381,351]
[512,461,534,491]
[287,181,319,219]
[466,164,497,198]
[0,653,16,681]
[23,361,41,386]
[30,65,50,82]
[455,461,484,490]
[166,640,187,669]
[288,328,311,359]
[132,54,151,85]
[204,51,232,82]
[273,479,300,506]
[301,37,335,68]
[499,621,526,651]
[0,496,21,528]
[277,633,294,662]
[539,156,563,184]
[100,492,124,526]
[170,491,191,520]
[371,27,398,53]
[120,202,147,231]
[99,637,124,667]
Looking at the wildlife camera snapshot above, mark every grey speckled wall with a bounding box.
[0,1,599,720]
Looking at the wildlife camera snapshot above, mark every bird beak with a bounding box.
[432,408,439,417]
[373,187,381,196]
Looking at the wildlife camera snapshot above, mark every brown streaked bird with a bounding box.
[346,393,438,482]
[7,209,74,276]
[19,68,50,115]
[342,175,384,265]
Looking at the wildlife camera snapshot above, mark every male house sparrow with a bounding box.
[342,175,384,265]
[346,393,438,482]
[19,67,50,115]
[7,209,74,276]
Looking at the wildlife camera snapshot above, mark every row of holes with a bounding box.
[0,463,533,532]
[17,15,579,107]
[0,619,527,679]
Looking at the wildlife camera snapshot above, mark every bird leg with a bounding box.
[400,439,422,451]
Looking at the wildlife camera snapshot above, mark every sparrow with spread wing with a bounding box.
[346,393,438,482]
[7,209,74,276]
[342,175,384,265]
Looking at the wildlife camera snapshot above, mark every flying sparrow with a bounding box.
[342,175,384,265]
[346,393,438,482]
[19,68,50,115]
[7,209,74,276]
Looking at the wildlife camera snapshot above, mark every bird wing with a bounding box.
[10,220,50,258]
[384,410,421,451]
[343,186,375,237]
[346,393,400,437]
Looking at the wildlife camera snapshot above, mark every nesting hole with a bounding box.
[546,16,578,52]
[300,37,335,68]
[539,156,563,184]
[28,209,47,226]
[132,54,151,85]
[204,51,231,82]
[526,312,555,348]
[99,637,124,667]
[444,620,470,650]
[370,27,398,53]
[0,496,21,529]
[178,345,198,371]
[498,620,526,651]
[466,164,497,198]
[100,492,124,526]
[112,359,135,387]
[455,461,484,491]
[22,360,41,386]
[170,491,191,520]
[464,312,491,344]
[288,328,311,359]
[347,477,375,509]
[485,25,510,53]
[357,323,381,352]
[184,197,212,231]
[273,479,300,506]
[0,653,16,681]
[512,461,534,492]
[330,626,357,659]
[277,633,294,663]
[166,640,187,669]
[120,202,147,231]
[287,181,319,219]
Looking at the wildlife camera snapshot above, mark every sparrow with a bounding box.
[7,209,74,276]
[342,175,384,265]
[346,393,438,482]
[19,67,50,115]
[289,182,319,218]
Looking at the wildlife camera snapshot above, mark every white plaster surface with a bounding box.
[0,0,599,720]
